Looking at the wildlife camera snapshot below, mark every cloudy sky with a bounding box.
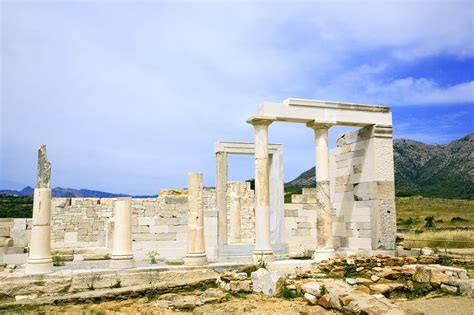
[1,1,473,195]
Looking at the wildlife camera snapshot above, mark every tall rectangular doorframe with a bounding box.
[214,141,286,254]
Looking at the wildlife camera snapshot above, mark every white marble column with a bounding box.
[27,145,53,274]
[216,152,228,246]
[110,198,135,269]
[307,121,335,261]
[184,172,208,265]
[229,188,242,244]
[249,119,274,262]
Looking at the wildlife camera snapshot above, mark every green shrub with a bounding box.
[52,255,65,266]
[451,217,468,223]
[110,280,121,288]
[424,216,435,228]
[147,250,159,264]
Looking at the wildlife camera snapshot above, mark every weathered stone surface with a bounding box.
[302,282,322,297]
[36,145,51,189]
[199,288,226,303]
[304,292,317,305]
[441,284,458,294]
[317,294,332,309]
[261,271,284,296]
[229,280,252,293]
[421,247,434,256]
[370,284,391,294]
[251,268,269,293]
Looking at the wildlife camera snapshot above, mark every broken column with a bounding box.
[110,197,135,269]
[248,118,274,263]
[184,172,208,265]
[229,185,242,244]
[26,145,53,274]
[307,121,335,262]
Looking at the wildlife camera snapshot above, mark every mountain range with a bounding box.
[286,133,473,200]
[0,186,156,198]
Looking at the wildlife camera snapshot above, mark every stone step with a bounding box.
[0,247,25,254]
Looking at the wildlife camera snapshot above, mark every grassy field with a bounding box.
[396,197,474,229]
[404,230,474,249]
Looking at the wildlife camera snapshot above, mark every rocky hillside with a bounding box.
[286,133,474,200]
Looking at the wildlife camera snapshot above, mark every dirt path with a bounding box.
[397,296,474,315]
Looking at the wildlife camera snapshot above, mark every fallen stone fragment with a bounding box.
[440,284,458,294]
[261,271,284,296]
[229,280,252,293]
[302,282,322,297]
[345,278,357,285]
[369,284,391,294]
[421,247,434,256]
[317,294,332,309]
[199,288,226,303]
[371,275,380,282]
[251,268,269,293]
[304,292,317,305]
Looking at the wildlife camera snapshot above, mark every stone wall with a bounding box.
[284,188,318,256]
[330,125,396,251]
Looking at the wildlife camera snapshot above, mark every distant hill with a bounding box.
[0,186,157,198]
[286,133,474,200]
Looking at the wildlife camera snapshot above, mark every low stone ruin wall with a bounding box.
[2,183,322,262]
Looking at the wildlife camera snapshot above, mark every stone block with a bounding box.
[138,217,155,226]
[0,228,10,237]
[64,231,78,243]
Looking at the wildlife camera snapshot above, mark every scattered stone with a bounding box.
[304,292,317,305]
[345,278,357,285]
[251,268,269,293]
[371,275,380,282]
[356,267,364,272]
[302,282,322,297]
[317,294,332,309]
[421,247,434,256]
[199,288,226,303]
[261,271,284,296]
[369,284,391,294]
[229,280,252,293]
[440,284,458,294]
[413,266,432,283]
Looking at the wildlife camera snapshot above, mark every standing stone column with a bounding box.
[229,188,242,244]
[307,121,335,262]
[26,145,53,274]
[184,172,208,265]
[110,198,135,269]
[248,118,274,263]
[216,152,228,246]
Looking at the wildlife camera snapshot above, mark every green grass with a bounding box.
[396,197,474,229]
[0,194,33,218]
[404,230,474,249]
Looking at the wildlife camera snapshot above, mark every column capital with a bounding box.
[247,116,276,126]
[306,120,336,130]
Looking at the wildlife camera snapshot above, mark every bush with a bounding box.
[52,255,65,266]
[424,216,435,228]
[147,250,159,264]
[451,217,469,223]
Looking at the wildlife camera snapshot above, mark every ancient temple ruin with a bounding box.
[1,98,396,270]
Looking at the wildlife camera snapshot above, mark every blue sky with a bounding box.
[1,1,473,194]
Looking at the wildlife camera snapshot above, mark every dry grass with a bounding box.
[404,230,474,249]
[396,197,474,229]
